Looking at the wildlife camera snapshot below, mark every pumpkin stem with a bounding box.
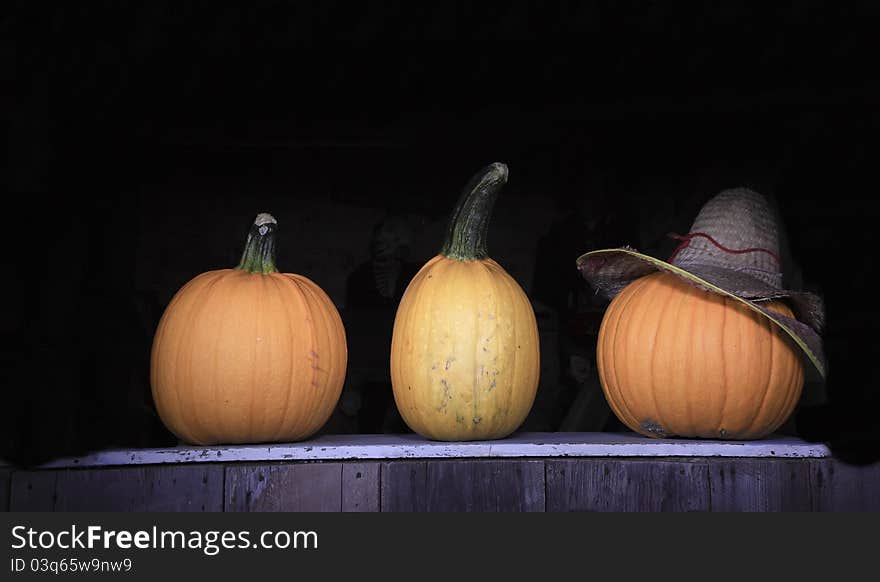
[235,213,279,274]
[440,162,508,261]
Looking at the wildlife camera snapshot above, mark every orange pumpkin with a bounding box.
[597,271,804,440]
[390,163,540,441]
[150,213,347,445]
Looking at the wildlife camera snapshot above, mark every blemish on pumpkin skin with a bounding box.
[437,378,452,412]
[640,419,669,437]
[445,357,455,370]
[473,416,482,425]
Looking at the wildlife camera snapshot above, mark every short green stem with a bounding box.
[235,213,279,274]
[440,162,508,261]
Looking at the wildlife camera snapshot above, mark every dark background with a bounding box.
[5,1,879,466]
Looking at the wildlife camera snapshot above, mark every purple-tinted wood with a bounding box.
[7,456,879,513]
[380,462,427,512]
[342,463,380,512]
[58,466,224,511]
[812,459,880,511]
[224,463,343,512]
[546,459,711,511]
[707,459,815,511]
[10,471,59,511]
[425,460,546,512]
[11,466,224,511]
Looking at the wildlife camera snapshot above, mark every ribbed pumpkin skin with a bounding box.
[390,255,540,441]
[150,269,347,445]
[597,271,804,440]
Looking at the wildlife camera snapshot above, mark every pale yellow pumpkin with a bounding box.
[390,163,540,441]
[597,271,804,439]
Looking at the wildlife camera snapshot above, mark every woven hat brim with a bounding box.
[576,247,827,380]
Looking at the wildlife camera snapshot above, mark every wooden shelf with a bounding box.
[2,433,876,512]
[32,432,831,469]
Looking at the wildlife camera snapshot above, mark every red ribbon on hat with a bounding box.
[667,232,781,264]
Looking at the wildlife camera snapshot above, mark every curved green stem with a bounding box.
[440,162,508,261]
[235,213,279,274]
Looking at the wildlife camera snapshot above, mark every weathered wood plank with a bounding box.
[58,466,224,511]
[34,433,831,468]
[707,459,815,511]
[341,463,380,512]
[10,471,59,511]
[0,469,11,511]
[380,461,427,512]
[425,460,546,512]
[225,463,343,512]
[10,456,877,513]
[11,466,224,511]
[546,459,710,511]
[812,459,880,511]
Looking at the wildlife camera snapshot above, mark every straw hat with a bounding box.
[576,187,826,379]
